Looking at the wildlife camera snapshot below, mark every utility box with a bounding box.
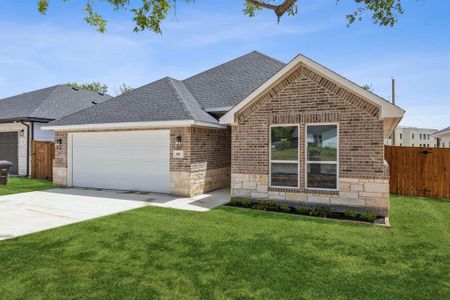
[0,161,13,185]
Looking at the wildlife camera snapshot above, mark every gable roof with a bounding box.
[220,54,405,125]
[45,51,284,129]
[183,51,285,110]
[432,126,450,137]
[0,85,111,122]
[48,77,218,128]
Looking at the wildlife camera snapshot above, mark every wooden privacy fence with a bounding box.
[385,146,450,199]
[32,141,55,180]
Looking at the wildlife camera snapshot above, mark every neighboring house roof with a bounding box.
[49,77,218,128]
[183,51,285,110]
[432,126,450,137]
[219,54,405,138]
[0,84,111,122]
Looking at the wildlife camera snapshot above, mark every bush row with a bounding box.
[228,198,377,223]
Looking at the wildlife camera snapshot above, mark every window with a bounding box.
[427,134,430,139]
[400,143,402,146]
[306,124,338,190]
[412,133,415,139]
[400,133,402,139]
[270,126,299,188]
[412,144,414,147]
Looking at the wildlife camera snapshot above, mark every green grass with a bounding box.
[0,196,449,299]
[0,177,53,196]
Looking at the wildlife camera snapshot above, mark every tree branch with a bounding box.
[246,0,298,20]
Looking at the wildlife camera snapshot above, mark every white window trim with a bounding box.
[269,124,300,189]
[305,123,339,192]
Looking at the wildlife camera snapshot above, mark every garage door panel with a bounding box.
[0,132,19,175]
[71,130,170,193]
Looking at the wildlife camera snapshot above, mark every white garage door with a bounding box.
[71,130,170,193]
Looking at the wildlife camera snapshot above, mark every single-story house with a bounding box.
[432,126,450,148]
[44,51,405,216]
[0,85,110,175]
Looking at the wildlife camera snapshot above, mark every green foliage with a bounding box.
[310,207,331,218]
[361,83,374,92]
[342,0,404,27]
[360,212,376,223]
[239,198,253,208]
[344,210,359,219]
[36,0,410,34]
[295,206,308,215]
[229,198,239,206]
[278,205,292,213]
[118,83,134,95]
[66,82,108,94]
[254,200,278,211]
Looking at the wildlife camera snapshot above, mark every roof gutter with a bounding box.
[42,120,227,131]
[0,117,53,123]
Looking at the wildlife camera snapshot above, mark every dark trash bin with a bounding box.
[0,161,14,185]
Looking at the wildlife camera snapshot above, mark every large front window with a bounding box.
[306,124,338,190]
[270,126,299,188]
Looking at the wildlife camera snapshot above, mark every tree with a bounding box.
[37,0,407,34]
[361,84,374,93]
[117,83,134,95]
[66,82,108,94]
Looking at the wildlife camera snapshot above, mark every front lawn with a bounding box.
[0,177,53,196]
[0,195,449,299]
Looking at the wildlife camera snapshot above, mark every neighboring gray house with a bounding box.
[45,51,404,216]
[0,85,110,175]
[432,126,450,148]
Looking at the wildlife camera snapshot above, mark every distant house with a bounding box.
[385,126,438,147]
[0,85,110,175]
[432,126,450,148]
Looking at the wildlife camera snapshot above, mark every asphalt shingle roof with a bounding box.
[0,85,111,122]
[433,126,450,136]
[50,77,217,126]
[183,51,285,109]
[48,51,286,127]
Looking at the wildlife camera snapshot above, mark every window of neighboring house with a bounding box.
[427,144,430,147]
[306,124,338,190]
[427,134,430,139]
[412,144,415,147]
[400,133,402,139]
[270,126,299,188]
[412,133,415,139]
[400,143,402,146]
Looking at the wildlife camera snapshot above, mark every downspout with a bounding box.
[20,121,31,177]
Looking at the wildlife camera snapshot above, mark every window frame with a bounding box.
[304,123,339,191]
[269,124,300,189]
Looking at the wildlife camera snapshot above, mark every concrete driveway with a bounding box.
[0,188,230,241]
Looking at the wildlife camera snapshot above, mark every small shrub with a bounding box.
[310,207,331,217]
[296,206,309,215]
[239,198,253,208]
[254,200,278,211]
[344,210,359,219]
[360,212,376,223]
[229,198,239,206]
[279,205,291,213]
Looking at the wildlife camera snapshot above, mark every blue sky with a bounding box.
[0,1,448,129]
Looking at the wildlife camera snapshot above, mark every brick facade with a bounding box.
[231,64,390,216]
[53,126,231,197]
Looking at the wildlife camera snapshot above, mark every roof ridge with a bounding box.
[183,51,282,82]
[166,77,195,119]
